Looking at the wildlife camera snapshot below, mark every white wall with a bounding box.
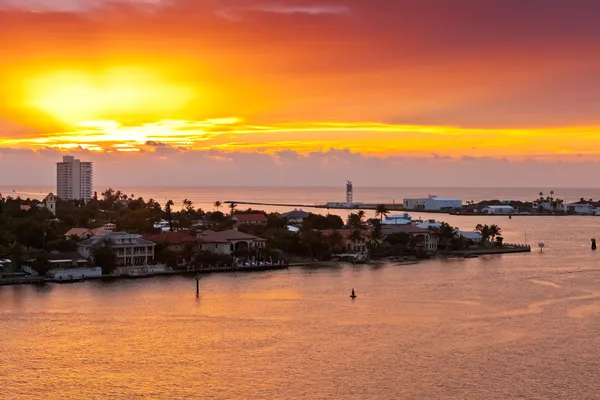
[424,198,462,210]
[48,267,102,279]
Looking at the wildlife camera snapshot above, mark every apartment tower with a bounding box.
[56,155,93,201]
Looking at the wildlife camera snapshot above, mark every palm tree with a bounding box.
[437,222,456,251]
[375,204,390,222]
[165,200,174,232]
[229,202,237,216]
[539,191,544,201]
[357,210,366,225]
[347,213,363,229]
[327,230,344,254]
[489,224,501,242]
[214,201,222,211]
[182,198,194,213]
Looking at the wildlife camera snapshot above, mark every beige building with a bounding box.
[57,155,93,201]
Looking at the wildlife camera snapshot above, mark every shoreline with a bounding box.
[0,247,530,287]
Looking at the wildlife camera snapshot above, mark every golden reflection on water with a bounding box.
[3,238,600,399]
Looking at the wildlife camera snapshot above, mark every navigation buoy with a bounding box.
[350,288,357,299]
[592,238,597,251]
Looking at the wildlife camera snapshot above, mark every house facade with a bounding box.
[232,214,268,226]
[197,229,266,253]
[78,231,156,267]
[482,205,515,214]
[319,229,371,254]
[281,209,311,224]
[382,225,438,252]
[566,202,594,215]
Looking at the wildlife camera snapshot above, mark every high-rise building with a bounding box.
[56,156,93,201]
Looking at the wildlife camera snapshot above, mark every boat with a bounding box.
[350,288,357,298]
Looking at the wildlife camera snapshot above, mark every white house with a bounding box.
[482,205,515,215]
[78,231,156,267]
[566,202,594,215]
[457,231,483,243]
[424,196,462,211]
[415,219,442,229]
[382,213,412,225]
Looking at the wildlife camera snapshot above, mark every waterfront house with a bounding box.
[319,229,372,254]
[281,209,311,224]
[232,213,268,226]
[415,219,442,229]
[65,223,115,240]
[482,205,515,215]
[47,251,91,269]
[381,225,438,252]
[78,231,156,267]
[197,229,266,253]
[382,213,412,225]
[566,202,594,215]
[457,231,483,243]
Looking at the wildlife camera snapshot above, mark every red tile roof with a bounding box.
[233,213,268,222]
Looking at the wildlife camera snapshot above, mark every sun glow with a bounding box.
[22,67,198,125]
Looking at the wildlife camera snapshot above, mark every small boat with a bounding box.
[350,288,357,299]
[592,237,597,250]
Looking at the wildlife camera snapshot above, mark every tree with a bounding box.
[489,224,502,242]
[91,239,117,275]
[436,222,457,251]
[375,204,390,222]
[327,230,345,254]
[182,199,194,213]
[30,250,51,276]
[475,224,492,244]
[347,213,363,229]
[165,200,174,232]
[229,202,237,216]
[214,201,222,211]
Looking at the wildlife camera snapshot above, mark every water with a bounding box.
[3,214,600,399]
[3,185,600,214]
[3,188,600,398]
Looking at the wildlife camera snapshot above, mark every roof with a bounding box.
[198,229,266,242]
[232,213,268,222]
[382,225,431,234]
[281,209,311,219]
[65,228,94,237]
[20,205,31,211]
[567,202,593,206]
[79,231,156,246]
[484,205,514,209]
[142,232,198,245]
[47,252,89,263]
[426,198,461,202]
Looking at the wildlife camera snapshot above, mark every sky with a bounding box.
[2,0,600,187]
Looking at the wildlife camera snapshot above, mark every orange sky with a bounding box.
[2,0,600,185]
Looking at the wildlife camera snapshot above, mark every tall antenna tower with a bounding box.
[346,181,353,204]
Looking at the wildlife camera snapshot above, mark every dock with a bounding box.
[223,201,405,211]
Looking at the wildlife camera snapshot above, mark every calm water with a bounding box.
[2,215,600,399]
[3,185,600,215]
